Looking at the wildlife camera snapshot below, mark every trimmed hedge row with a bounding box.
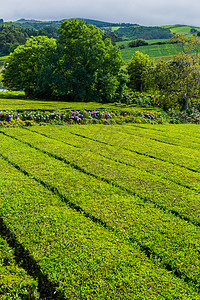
[0,157,198,299]
[29,125,200,192]
[110,124,200,151]
[0,132,200,289]
[67,125,200,172]
[139,123,200,139]
[0,236,38,298]
[2,128,200,224]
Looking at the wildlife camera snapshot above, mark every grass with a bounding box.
[163,25,200,34]
[120,43,183,62]
[0,91,162,113]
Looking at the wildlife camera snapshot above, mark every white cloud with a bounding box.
[1,0,200,26]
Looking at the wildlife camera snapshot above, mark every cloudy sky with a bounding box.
[2,0,200,26]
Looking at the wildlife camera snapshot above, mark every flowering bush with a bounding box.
[168,108,200,124]
[0,107,199,127]
[0,110,115,127]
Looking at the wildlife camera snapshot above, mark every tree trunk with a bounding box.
[183,95,189,110]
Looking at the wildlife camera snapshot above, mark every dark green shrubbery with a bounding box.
[128,39,148,48]
[3,19,126,103]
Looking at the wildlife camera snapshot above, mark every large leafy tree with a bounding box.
[53,19,124,102]
[127,51,154,92]
[3,20,125,102]
[148,34,200,110]
[2,36,56,97]
[149,53,200,110]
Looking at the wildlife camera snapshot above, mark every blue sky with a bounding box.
[2,0,200,26]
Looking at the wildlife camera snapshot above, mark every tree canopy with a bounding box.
[147,34,200,110]
[149,53,200,110]
[3,19,125,102]
[127,51,154,92]
[52,19,124,102]
[2,36,57,97]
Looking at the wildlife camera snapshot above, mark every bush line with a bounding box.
[0,230,38,298]
[1,157,198,299]
[27,126,200,193]
[0,132,200,289]
[2,128,200,225]
[67,124,200,172]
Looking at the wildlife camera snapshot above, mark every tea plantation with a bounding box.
[0,114,200,298]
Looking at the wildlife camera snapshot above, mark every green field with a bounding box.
[163,25,200,34]
[0,92,163,114]
[0,110,200,298]
[120,43,183,62]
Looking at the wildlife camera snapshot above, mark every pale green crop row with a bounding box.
[66,124,200,172]
[0,131,200,289]
[110,124,200,151]
[28,125,200,192]
[133,124,200,139]
[1,157,198,299]
[2,127,199,224]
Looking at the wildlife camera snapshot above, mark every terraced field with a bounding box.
[0,123,200,299]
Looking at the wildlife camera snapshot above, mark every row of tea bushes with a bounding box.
[2,128,199,225]
[67,124,200,172]
[0,157,198,299]
[0,131,200,290]
[0,229,38,298]
[29,125,200,192]
[109,124,200,151]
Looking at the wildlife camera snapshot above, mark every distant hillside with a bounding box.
[2,19,200,43]
[163,24,200,35]
[5,18,118,30]
[5,20,60,30]
[113,26,172,40]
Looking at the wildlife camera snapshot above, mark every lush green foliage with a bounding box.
[0,124,200,298]
[149,52,200,110]
[0,236,38,298]
[0,24,28,55]
[0,55,9,68]
[2,19,125,102]
[127,51,154,92]
[114,26,172,40]
[2,36,57,97]
[53,19,124,102]
[128,39,148,47]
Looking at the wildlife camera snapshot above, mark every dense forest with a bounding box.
[0,23,58,55]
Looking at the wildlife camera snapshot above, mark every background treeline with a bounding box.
[0,24,58,55]
[2,20,200,111]
[0,18,176,56]
[110,26,172,40]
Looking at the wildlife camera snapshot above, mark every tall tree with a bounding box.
[149,53,200,110]
[53,19,124,102]
[127,51,154,92]
[2,36,56,97]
